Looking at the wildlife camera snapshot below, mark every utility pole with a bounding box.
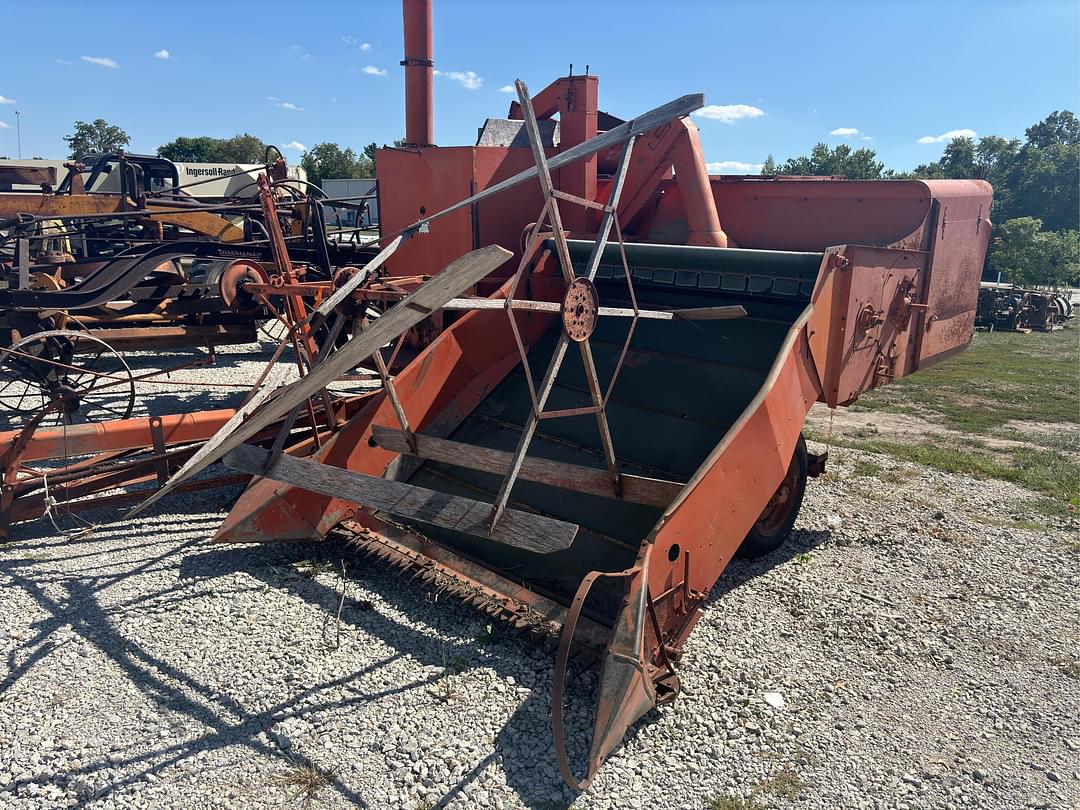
[14,110,21,159]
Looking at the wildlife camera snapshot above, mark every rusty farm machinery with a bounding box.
[132,60,987,788]
[0,154,399,532]
[1,0,996,788]
[974,282,1074,332]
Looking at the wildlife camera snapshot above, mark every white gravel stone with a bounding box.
[0,344,1076,808]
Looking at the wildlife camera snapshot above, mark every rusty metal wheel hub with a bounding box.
[219,260,266,313]
[561,277,599,342]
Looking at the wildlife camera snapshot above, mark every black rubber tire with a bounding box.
[736,434,809,559]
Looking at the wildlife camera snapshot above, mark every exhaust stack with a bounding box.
[402,0,434,147]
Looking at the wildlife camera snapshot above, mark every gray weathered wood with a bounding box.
[131,245,512,515]
[129,361,295,515]
[372,425,682,508]
[580,135,637,283]
[225,443,579,554]
[440,299,745,322]
[311,233,405,320]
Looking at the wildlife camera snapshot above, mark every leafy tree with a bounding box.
[990,217,1079,287]
[158,133,267,163]
[1007,141,1079,232]
[64,119,130,160]
[300,142,373,186]
[1024,110,1079,148]
[760,143,888,179]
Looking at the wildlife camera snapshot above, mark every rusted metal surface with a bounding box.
[562,278,599,342]
[160,9,998,789]
[975,284,1073,332]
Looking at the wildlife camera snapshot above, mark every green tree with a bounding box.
[990,217,1079,287]
[300,142,373,186]
[64,119,130,160]
[760,143,888,179]
[1007,114,1079,232]
[1024,110,1080,148]
[158,133,267,163]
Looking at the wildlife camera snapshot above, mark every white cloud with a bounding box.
[705,160,764,173]
[342,35,357,44]
[498,85,515,93]
[861,135,874,141]
[55,59,72,66]
[154,49,170,60]
[830,127,859,137]
[693,104,764,123]
[917,128,976,144]
[360,42,371,51]
[278,101,304,111]
[81,56,119,68]
[0,122,8,129]
[434,69,483,90]
[362,65,387,76]
[0,95,14,104]
[280,140,306,152]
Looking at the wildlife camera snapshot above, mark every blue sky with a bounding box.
[1,1,1077,173]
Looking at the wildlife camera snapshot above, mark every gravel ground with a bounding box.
[0,345,1077,810]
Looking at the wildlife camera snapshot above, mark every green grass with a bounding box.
[273,758,337,805]
[851,458,919,485]
[756,770,809,800]
[706,770,810,809]
[832,438,1078,516]
[856,329,1079,433]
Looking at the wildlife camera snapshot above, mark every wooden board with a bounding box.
[372,425,682,509]
[131,245,513,516]
[441,297,746,322]
[225,443,578,554]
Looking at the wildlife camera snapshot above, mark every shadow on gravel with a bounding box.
[0,507,832,810]
[182,538,599,810]
[707,528,833,605]
[0,522,374,806]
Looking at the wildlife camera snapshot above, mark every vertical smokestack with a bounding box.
[402,0,434,147]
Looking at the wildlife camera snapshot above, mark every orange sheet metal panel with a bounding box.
[808,246,928,406]
[376,145,553,282]
[646,307,822,643]
[913,180,994,368]
[0,409,237,463]
[708,178,935,251]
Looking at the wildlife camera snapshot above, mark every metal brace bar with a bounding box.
[488,80,582,529]
[371,348,417,455]
[149,416,169,485]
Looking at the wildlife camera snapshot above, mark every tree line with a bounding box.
[58,119,386,189]
[761,111,1079,287]
[51,114,1080,287]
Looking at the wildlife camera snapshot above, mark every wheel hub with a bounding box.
[561,278,599,343]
